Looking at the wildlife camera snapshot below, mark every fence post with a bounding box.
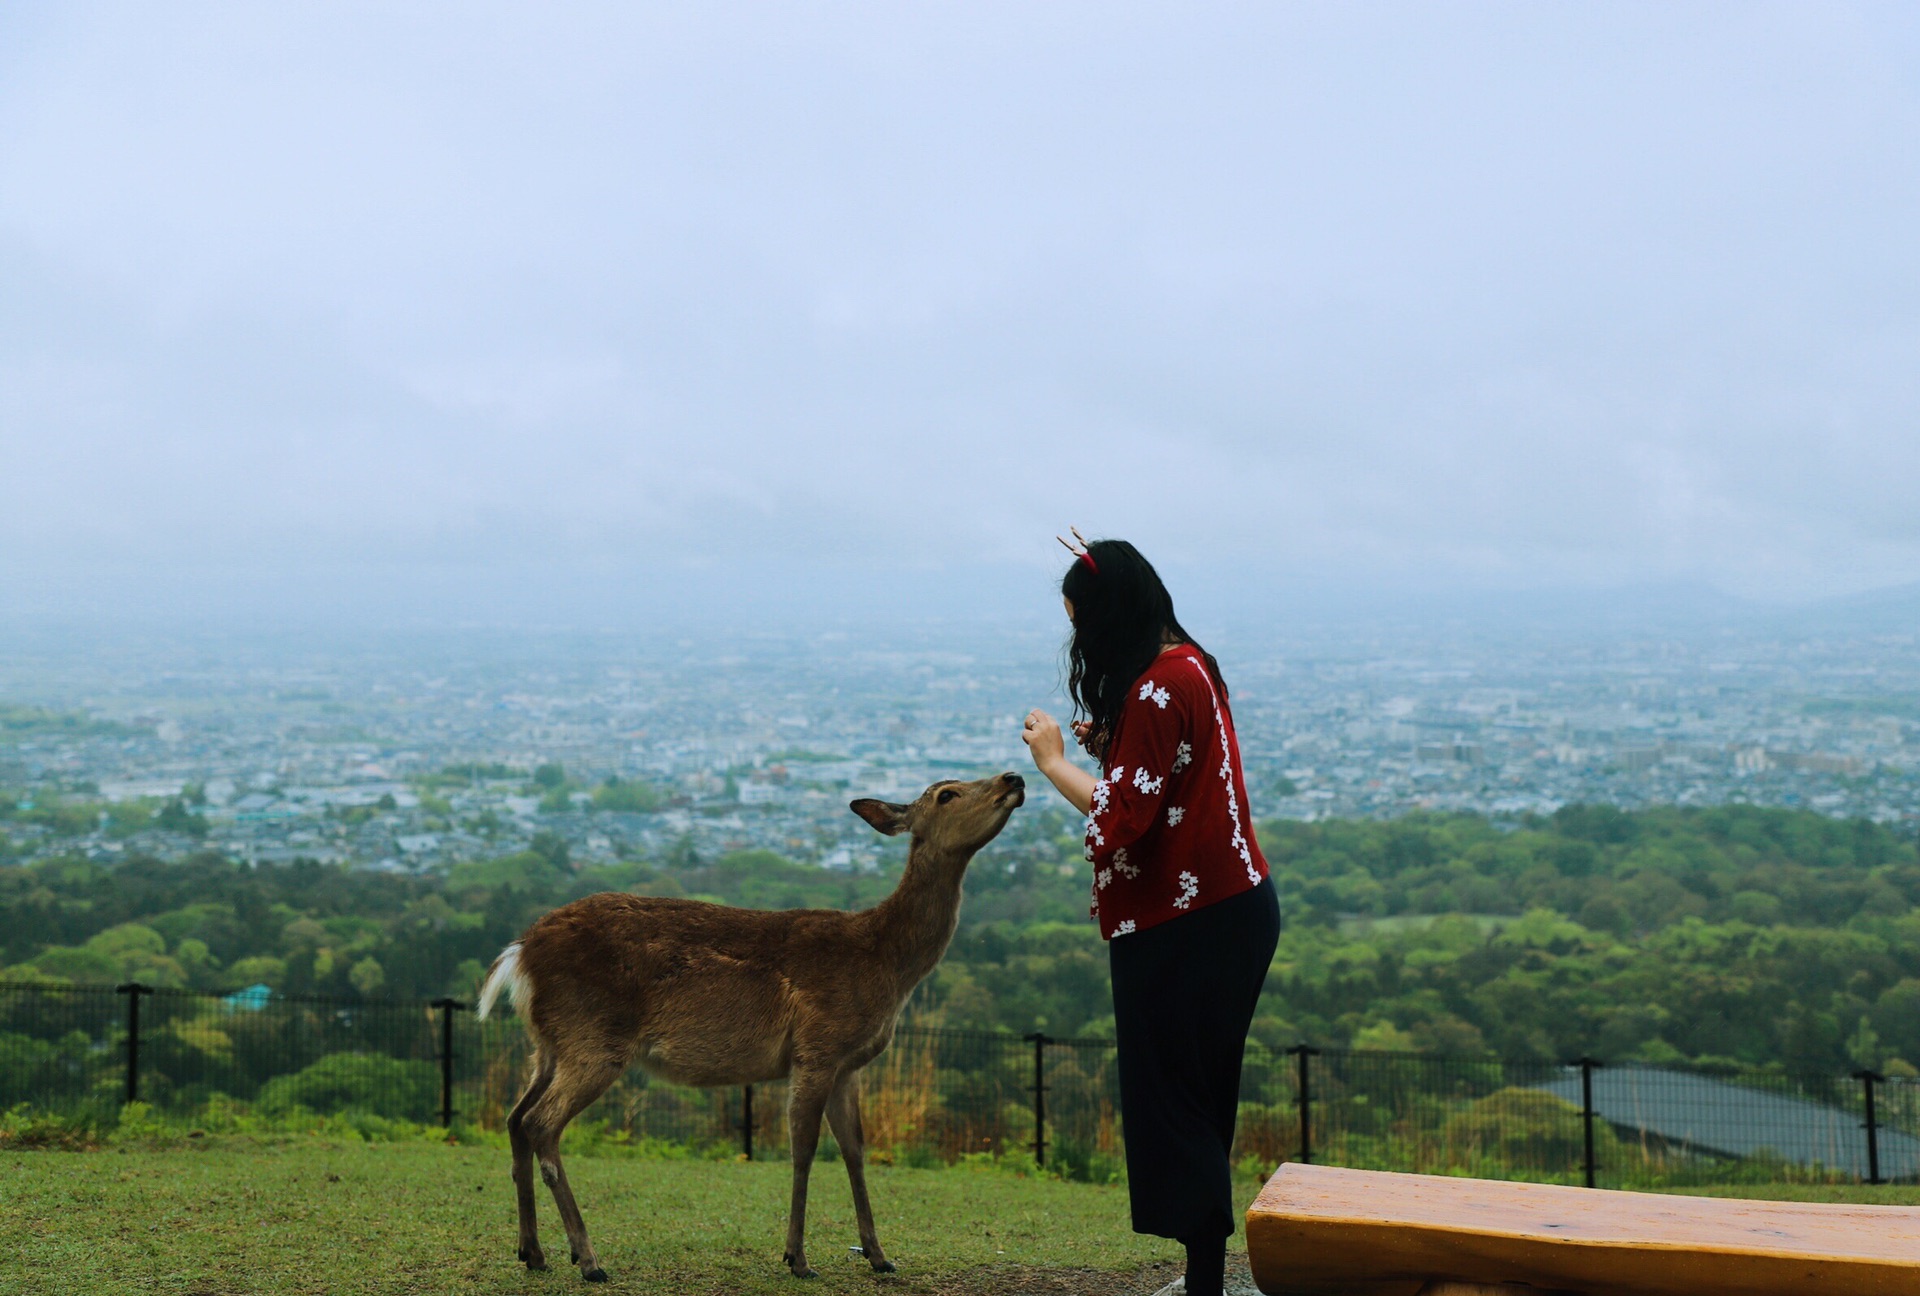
[430,998,462,1128]
[115,983,152,1105]
[1855,1070,1884,1186]
[1286,1044,1320,1164]
[743,1085,755,1161]
[1574,1056,1603,1188]
[1024,1032,1051,1167]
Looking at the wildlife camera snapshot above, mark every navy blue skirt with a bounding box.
[1109,876,1280,1240]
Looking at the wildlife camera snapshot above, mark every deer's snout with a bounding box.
[998,771,1025,804]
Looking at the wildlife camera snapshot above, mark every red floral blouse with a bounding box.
[1083,644,1270,940]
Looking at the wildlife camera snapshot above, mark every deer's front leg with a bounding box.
[825,1071,893,1272]
[782,1070,834,1279]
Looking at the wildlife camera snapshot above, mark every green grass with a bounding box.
[4,1139,1913,1296]
[0,1139,1188,1296]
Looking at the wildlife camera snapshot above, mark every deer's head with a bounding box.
[850,771,1025,855]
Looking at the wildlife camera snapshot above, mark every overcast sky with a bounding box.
[3,3,1918,631]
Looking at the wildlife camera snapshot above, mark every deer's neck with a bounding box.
[872,839,970,988]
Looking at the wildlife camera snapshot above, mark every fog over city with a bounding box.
[4,3,1920,868]
[4,3,1919,635]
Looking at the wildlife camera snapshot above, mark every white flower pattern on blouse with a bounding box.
[1085,766,1117,856]
[1173,870,1200,909]
[1189,659,1262,886]
[1083,652,1266,936]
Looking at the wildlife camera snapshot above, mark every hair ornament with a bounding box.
[1057,526,1098,575]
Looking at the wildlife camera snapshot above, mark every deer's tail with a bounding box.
[477,941,528,1020]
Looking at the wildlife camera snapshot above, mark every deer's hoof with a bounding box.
[520,1246,548,1272]
[570,1250,579,1264]
[582,1267,609,1283]
[871,1259,896,1273]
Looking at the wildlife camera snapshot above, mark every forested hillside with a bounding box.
[3,803,1917,1078]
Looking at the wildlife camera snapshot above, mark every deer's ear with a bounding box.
[850,798,911,836]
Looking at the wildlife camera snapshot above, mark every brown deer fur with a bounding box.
[477,770,1027,1282]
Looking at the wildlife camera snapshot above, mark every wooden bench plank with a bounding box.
[1245,1164,1920,1296]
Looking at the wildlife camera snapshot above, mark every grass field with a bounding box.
[3,1139,1915,1296]
[0,1139,1196,1296]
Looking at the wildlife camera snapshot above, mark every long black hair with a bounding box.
[1062,538,1226,759]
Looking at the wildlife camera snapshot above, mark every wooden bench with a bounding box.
[1245,1163,1920,1296]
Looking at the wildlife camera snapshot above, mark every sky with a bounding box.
[3,3,1919,633]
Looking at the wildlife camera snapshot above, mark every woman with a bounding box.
[1022,536,1279,1296]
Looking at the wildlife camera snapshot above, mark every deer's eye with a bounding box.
[937,788,959,805]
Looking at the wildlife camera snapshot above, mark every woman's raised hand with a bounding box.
[1023,708,1098,816]
[1021,708,1065,770]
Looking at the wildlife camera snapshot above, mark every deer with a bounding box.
[475,770,1026,1283]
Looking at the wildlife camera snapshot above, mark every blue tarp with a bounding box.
[221,983,273,1013]
[1534,1065,1920,1181]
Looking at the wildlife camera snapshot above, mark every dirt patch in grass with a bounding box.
[925,1254,1260,1295]
[637,1254,1249,1296]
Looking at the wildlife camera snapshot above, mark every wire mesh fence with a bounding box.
[1,980,1912,1186]
[0,983,124,1114]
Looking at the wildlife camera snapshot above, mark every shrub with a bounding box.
[256,1053,439,1122]
[111,1100,170,1142]
[1050,1135,1125,1185]
[0,1102,102,1150]
[1442,1087,1622,1176]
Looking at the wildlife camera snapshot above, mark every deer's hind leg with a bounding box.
[523,1048,628,1283]
[825,1070,893,1273]
[507,1050,558,1270]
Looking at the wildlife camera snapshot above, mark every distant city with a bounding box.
[3,612,1917,876]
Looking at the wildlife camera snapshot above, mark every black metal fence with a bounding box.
[3,981,1915,1186]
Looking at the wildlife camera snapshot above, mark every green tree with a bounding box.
[156,798,208,837]
[348,956,386,996]
[591,777,663,814]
